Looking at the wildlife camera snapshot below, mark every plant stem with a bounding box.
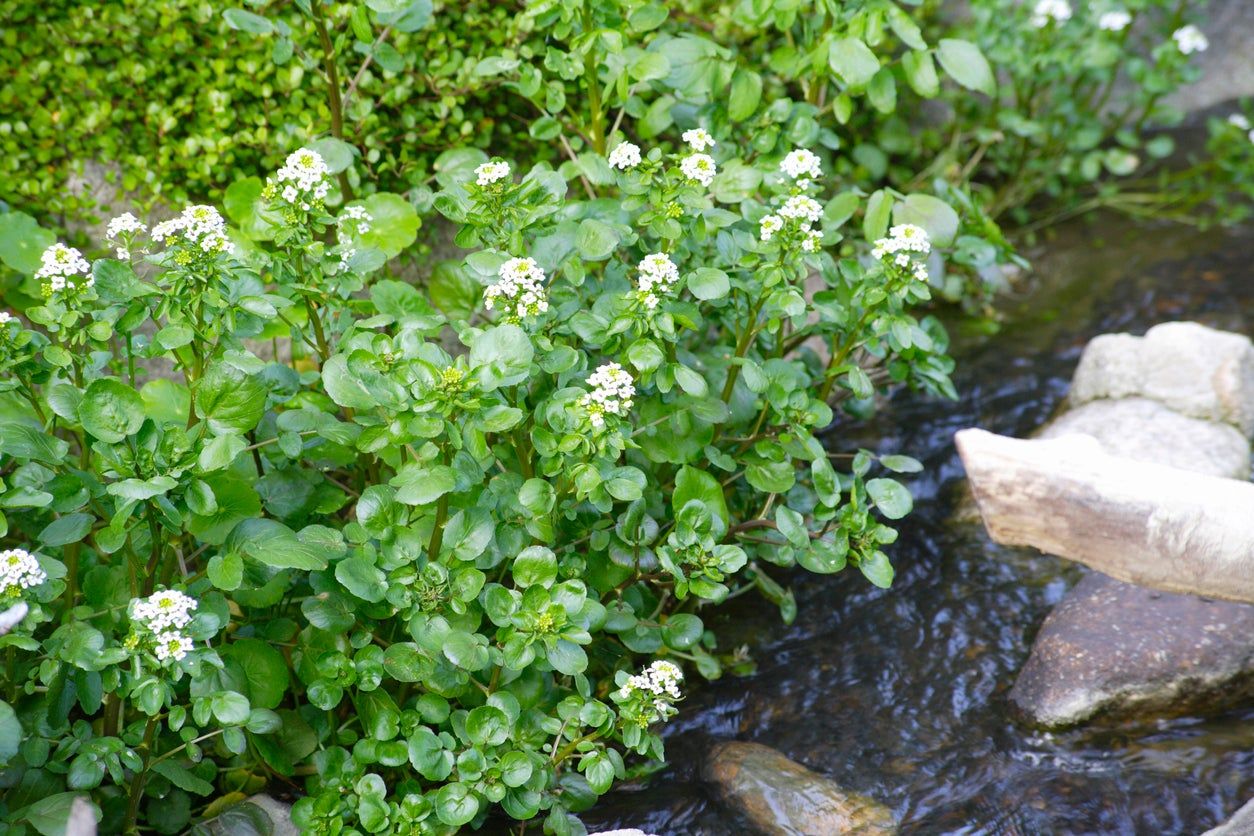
[122,717,159,835]
[311,0,354,199]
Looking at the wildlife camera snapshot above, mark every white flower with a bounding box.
[780,149,822,182]
[106,212,146,240]
[35,243,94,297]
[759,214,783,242]
[475,160,511,187]
[1249,129,1254,145]
[1172,24,1208,54]
[680,153,717,187]
[1227,114,1251,131]
[484,256,549,322]
[872,224,932,280]
[802,231,823,253]
[0,549,46,597]
[615,660,684,725]
[154,631,193,663]
[634,252,680,308]
[132,589,198,632]
[608,142,642,170]
[681,128,715,152]
[152,205,234,257]
[1098,10,1131,31]
[779,195,823,225]
[579,363,635,429]
[1030,0,1071,27]
[273,147,332,208]
[0,312,13,325]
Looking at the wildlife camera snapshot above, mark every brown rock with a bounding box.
[1009,572,1254,728]
[703,741,896,835]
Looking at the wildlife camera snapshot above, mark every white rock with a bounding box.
[1070,322,1254,437]
[1039,398,1250,480]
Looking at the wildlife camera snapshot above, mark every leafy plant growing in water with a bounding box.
[0,130,956,833]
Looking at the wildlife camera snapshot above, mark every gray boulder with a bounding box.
[703,741,896,835]
[1010,572,1254,728]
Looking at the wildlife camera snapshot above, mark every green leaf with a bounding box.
[470,325,534,391]
[226,519,338,570]
[465,705,510,746]
[435,783,480,827]
[21,793,101,836]
[0,700,20,762]
[936,39,996,97]
[78,379,145,443]
[727,68,762,121]
[211,691,251,725]
[309,137,357,174]
[0,211,55,274]
[880,455,923,474]
[150,760,215,796]
[512,546,557,588]
[661,614,703,649]
[195,363,267,435]
[828,37,879,88]
[575,219,619,261]
[672,466,729,538]
[0,422,69,464]
[223,8,273,34]
[38,514,92,548]
[357,193,420,258]
[390,464,456,506]
[863,189,894,242]
[222,638,289,710]
[336,556,388,602]
[894,194,960,247]
[859,550,895,588]
[902,50,939,98]
[686,267,729,301]
[866,478,913,520]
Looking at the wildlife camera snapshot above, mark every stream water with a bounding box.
[584,217,1254,835]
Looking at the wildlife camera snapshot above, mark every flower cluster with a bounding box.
[106,212,147,259]
[336,205,373,270]
[681,128,715,152]
[268,147,332,211]
[614,660,684,726]
[152,205,234,261]
[633,252,680,309]
[680,153,717,187]
[608,142,642,171]
[759,194,824,252]
[484,257,549,322]
[130,588,198,663]
[0,548,45,598]
[475,160,511,187]
[871,224,932,282]
[1172,24,1208,55]
[579,362,635,430]
[1030,0,1071,27]
[35,243,94,298]
[780,148,822,185]
[1097,9,1131,32]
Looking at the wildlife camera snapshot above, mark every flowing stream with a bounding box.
[583,217,1254,835]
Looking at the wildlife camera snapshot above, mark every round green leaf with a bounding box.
[78,379,145,443]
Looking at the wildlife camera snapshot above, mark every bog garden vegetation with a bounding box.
[0,0,1250,834]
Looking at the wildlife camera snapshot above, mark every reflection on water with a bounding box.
[585,218,1254,835]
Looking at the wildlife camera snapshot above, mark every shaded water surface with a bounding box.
[586,218,1254,835]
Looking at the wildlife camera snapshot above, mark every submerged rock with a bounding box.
[1009,572,1254,728]
[703,741,896,835]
